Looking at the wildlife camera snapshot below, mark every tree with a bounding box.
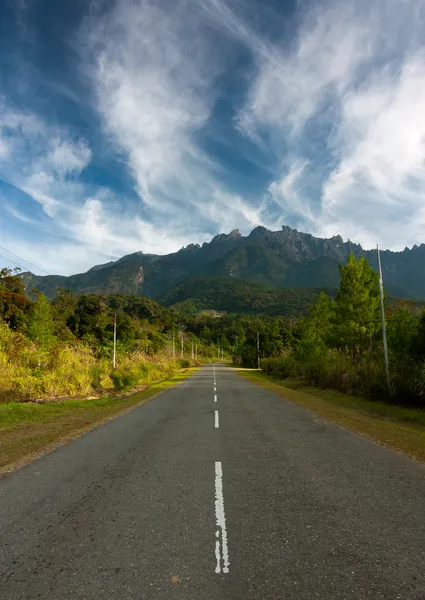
[0,267,26,295]
[301,291,333,343]
[409,309,425,361]
[330,254,380,353]
[387,304,418,360]
[67,295,110,343]
[51,288,77,341]
[26,293,55,349]
[51,288,77,322]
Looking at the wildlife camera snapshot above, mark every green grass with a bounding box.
[238,369,425,462]
[0,368,197,476]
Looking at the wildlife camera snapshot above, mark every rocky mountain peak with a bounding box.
[20,225,425,301]
[248,225,270,239]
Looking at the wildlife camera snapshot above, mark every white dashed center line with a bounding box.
[214,461,230,574]
[214,394,217,403]
[214,410,219,428]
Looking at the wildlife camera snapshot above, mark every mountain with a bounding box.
[20,225,425,300]
[158,277,336,316]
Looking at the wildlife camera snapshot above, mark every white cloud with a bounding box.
[45,139,92,175]
[0,138,8,159]
[207,0,425,250]
[319,54,425,249]
[89,0,217,209]
[239,4,373,138]
[85,0,276,232]
[6,0,425,277]
[268,160,317,225]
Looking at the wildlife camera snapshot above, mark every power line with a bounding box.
[0,253,24,271]
[0,246,50,275]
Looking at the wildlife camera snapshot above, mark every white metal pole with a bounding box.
[113,313,117,369]
[377,245,390,390]
[257,332,260,370]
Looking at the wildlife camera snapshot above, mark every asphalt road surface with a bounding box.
[1,364,425,599]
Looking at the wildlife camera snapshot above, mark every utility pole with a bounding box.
[172,333,175,358]
[181,335,184,358]
[191,340,194,360]
[377,245,390,391]
[257,332,260,370]
[113,313,117,369]
[217,346,220,360]
[195,343,198,361]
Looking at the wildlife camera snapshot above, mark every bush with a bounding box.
[262,348,425,406]
[0,322,197,401]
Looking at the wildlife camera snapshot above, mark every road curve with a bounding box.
[1,364,425,599]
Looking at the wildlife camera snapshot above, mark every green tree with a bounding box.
[330,254,380,353]
[200,326,212,343]
[387,305,418,359]
[0,268,30,329]
[409,309,425,361]
[0,267,26,294]
[51,288,77,341]
[301,291,333,343]
[67,295,110,343]
[26,293,55,348]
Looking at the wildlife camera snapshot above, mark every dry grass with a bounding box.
[0,368,197,476]
[238,369,425,463]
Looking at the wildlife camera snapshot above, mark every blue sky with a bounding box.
[2,0,425,275]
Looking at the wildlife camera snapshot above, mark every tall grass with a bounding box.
[0,322,197,402]
[261,347,425,406]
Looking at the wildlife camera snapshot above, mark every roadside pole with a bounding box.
[192,341,194,360]
[257,332,260,370]
[377,245,390,391]
[172,333,175,358]
[113,313,117,369]
[181,335,184,358]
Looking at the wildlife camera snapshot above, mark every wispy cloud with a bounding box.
[85,0,275,233]
[204,0,425,250]
[3,0,425,276]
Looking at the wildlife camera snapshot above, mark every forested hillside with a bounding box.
[159,277,336,316]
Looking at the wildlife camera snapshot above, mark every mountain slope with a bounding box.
[158,277,336,316]
[20,225,425,300]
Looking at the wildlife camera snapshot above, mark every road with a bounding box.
[1,364,425,599]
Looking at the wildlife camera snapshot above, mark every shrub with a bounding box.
[262,347,425,406]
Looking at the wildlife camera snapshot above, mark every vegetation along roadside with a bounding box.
[0,369,196,477]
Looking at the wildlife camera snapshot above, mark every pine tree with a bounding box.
[303,291,333,343]
[330,254,380,353]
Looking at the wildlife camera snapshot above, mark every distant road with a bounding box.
[1,364,425,599]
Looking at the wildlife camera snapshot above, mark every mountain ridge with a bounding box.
[20,225,425,300]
